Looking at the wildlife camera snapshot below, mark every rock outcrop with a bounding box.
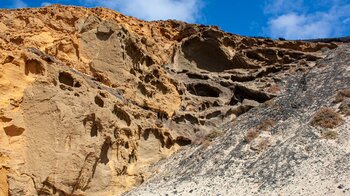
[127,44,350,196]
[0,5,348,196]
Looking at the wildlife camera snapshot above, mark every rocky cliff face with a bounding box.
[127,45,350,195]
[0,5,348,196]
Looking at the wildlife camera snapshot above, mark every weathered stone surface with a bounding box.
[0,4,348,196]
[127,45,350,195]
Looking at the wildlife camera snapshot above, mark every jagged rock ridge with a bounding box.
[0,5,348,196]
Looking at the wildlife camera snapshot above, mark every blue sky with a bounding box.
[1,0,350,39]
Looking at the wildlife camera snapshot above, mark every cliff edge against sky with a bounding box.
[0,5,349,196]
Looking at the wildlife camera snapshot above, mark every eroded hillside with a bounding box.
[128,44,350,196]
[0,5,347,196]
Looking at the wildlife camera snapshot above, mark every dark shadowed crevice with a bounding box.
[187,83,221,97]
[173,114,199,125]
[99,140,110,164]
[113,105,131,126]
[234,85,272,103]
[96,30,114,41]
[94,96,104,107]
[58,72,74,87]
[175,136,192,146]
[182,37,237,72]
[4,125,25,137]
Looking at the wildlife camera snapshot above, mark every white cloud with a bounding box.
[265,0,350,39]
[268,13,331,39]
[41,2,52,7]
[13,0,28,8]
[81,0,202,22]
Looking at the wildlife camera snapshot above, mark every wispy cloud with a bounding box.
[41,2,52,7]
[268,13,331,39]
[13,0,28,8]
[265,0,350,39]
[264,0,306,15]
[81,0,203,22]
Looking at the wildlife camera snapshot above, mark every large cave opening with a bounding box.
[182,37,236,72]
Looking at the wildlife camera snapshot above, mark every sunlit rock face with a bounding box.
[0,5,348,196]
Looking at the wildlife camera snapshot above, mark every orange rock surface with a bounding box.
[0,5,343,195]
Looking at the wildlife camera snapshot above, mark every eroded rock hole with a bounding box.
[157,111,169,121]
[206,111,222,119]
[94,96,104,108]
[59,72,74,87]
[152,69,160,78]
[142,128,170,148]
[113,105,131,126]
[246,51,267,61]
[74,82,81,88]
[25,59,45,76]
[90,123,98,137]
[99,92,107,98]
[199,102,211,111]
[186,73,209,80]
[143,128,161,141]
[182,37,237,72]
[175,136,192,146]
[99,138,111,164]
[96,30,114,41]
[83,114,102,137]
[4,125,25,137]
[154,81,169,94]
[233,85,272,103]
[125,40,154,67]
[114,127,133,139]
[173,114,199,125]
[187,83,221,97]
[138,82,153,97]
[229,96,239,105]
[0,116,12,123]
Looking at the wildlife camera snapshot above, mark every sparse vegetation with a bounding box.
[338,99,350,116]
[256,139,270,151]
[200,139,211,149]
[334,88,350,103]
[249,138,270,151]
[206,130,223,141]
[244,129,259,143]
[261,99,277,108]
[244,119,276,143]
[266,84,281,94]
[322,130,338,140]
[257,119,276,132]
[311,108,343,129]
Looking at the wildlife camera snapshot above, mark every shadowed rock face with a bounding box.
[0,5,348,196]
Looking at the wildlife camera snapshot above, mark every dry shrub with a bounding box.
[250,138,270,151]
[244,119,276,143]
[339,99,350,116]
[256,139,270,151]
[200,139,211,149]
[206,130,223,141]
[334,88,350,103]
[257,119,276,132]
[266,84,281,94]
[322,130,338,140]
[311,108,343,129]
[261,100,276,108]
[244,129,259,143]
